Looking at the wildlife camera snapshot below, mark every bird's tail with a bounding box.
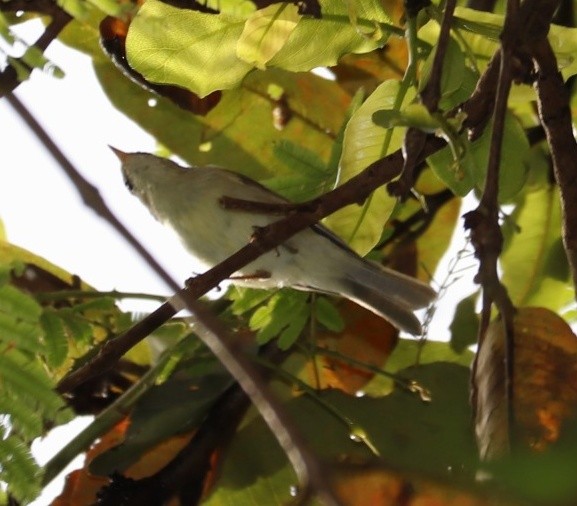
[340,259,435,335]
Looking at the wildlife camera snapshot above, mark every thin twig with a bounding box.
[392,0,456,198]
[420,0,457,112]
[0,4,71,96]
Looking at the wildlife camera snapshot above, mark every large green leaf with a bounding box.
[420,7,577,79]
[236,3,301,69]
[125,0,393,96]
[427,112,529,201]
[362,337,474,396]
[249,290,310,349]
[96,61,348,181]
[324,80,410,255]
[501,186,572,310]
[89,371,233,475]
[126,0,252,97]
[204,362,476,505]
[267,0,392,71]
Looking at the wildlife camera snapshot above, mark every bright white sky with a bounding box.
[1,18,473,505]
[1,24,200,308]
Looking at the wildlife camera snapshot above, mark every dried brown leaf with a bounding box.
[474,307,577,460]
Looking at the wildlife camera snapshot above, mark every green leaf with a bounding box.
[277,307,309,349]
[126,0,393,96]
[363,337,474,396]
[0,435,41,503]
[0,284,42,322]
[387,338,474,371]
[58,0,91,19]
[450,293,479,353]
[204,363,477,505]
[427,112,529,201]
[57,4,104,56]
[0,284,43,355]
[544,237,570,281]
[250,290,309,347]
[89,372,233,475]
[0,395,42,439]
[228,286,273,315]
[96,60,348,182]
[0,312,39,352]
[0,352,64,416]
[501,186,572,310]
[266,140,334,201]
[372,103,439,131]
[126,0,253,97]
[268,0,392,71]
[327,87,365,172]
[40,310,69,368]
[488,439,577,504]
[314,296,345,332]
[324,80,410,255]
[550,24,577,79]
[58,309,93,344]
[419,36,466,101]
[86,0,130,17]
[236,3,301,70]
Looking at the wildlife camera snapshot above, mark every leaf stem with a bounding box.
[254,356,381,457]
[35,290,167,303]
[313,346,431,401]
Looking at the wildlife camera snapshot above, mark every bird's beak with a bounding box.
[109,146,129,163]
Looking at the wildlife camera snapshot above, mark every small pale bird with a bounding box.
[112,148,435,334]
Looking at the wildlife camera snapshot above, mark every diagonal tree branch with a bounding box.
[7,93,342,505]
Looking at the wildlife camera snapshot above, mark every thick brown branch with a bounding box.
[531,38,577,301]
[467,0,563,460]
[466,0,526,457]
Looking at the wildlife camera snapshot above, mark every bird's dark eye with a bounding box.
[123,174,134,192]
